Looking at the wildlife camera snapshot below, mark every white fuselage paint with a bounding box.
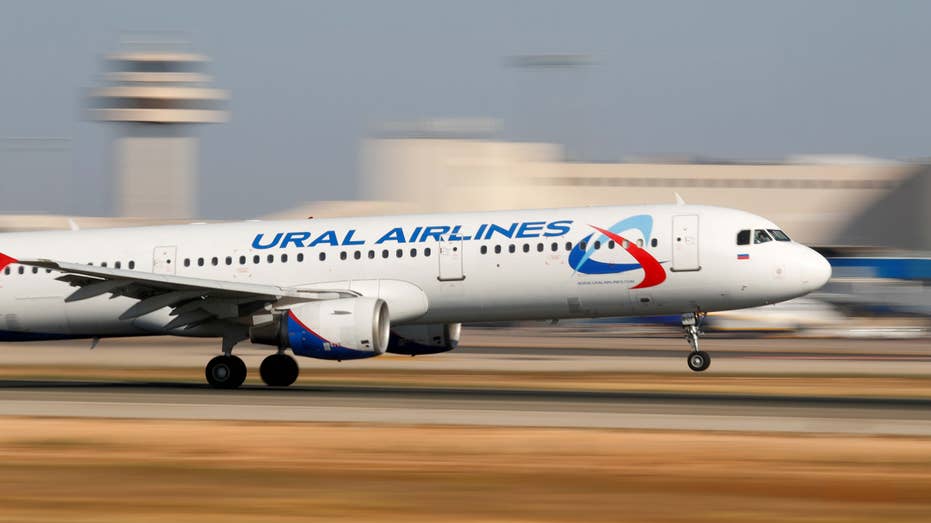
[0,204,830,340]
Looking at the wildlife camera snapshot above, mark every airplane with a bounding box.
[0,203,831,388]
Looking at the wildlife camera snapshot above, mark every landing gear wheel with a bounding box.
[206,355,247,389]
[260,353,299,387]
[687,351,711,372]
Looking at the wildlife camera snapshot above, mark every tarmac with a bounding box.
[1,329,930,435]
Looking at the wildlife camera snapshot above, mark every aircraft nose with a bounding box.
[800,248,831,292]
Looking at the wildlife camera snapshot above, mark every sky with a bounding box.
[1,0,930,218]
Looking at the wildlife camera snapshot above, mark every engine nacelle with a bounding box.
[387,323,461,356]
[250,298,390,360]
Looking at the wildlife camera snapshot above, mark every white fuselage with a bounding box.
[0,204,830,341]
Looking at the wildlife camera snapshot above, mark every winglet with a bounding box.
[0,252,17,271]
[674,192,686,205]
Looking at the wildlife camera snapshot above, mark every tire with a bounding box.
[260,353,299,387]
[687,351,710,372]
[206,355,247,389]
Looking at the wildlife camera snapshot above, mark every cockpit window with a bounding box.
[736,230,750,246]
[768,229,791,242]
[753,229,773,244]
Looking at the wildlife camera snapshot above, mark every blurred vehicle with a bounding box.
[704,297,846,333]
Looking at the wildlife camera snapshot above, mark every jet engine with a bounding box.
[387,323,461,356]
[250,298,390,360]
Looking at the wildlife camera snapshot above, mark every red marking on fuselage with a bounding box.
[0,252,18,271]
[589,225,667,289]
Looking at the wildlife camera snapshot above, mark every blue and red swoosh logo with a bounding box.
[567,215,667,289]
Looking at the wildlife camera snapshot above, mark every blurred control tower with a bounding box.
[88,40,228,218]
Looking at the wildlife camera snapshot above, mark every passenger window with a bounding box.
[267,254,274,263]
[424,248,432,257]
[184,259,191,267]
[494,245,502,254]
[368,250,375,259]
[593,241,601,250]
[410,248,417,258]
[551,242,558,252]
[651,238,657,248]
[253,255,260,264]
[129,261,135,269]
[382,249,389,259]
[565,242,572,251]
[396,249,403,258]
[198,258,205,267]
[753,229,773,244]
[522,244,529,253]
[115,261,122,269]
[281,254,288,263]
[211,257,219,266]
[481,245,488,255]
[18,266,24,274]
[608,241,615,249]
[737,230,751,246]
[319,252,326,261]
[579,241,587,250]
[508,245,516,254]
[537,243,544,252]
[32,267,38,274]
[240,256,246,265]
[768,229,791,241]
[637,239,643,248]
[340,252,347,260]
[297,253,304,262]
[354,251,361,260]
[3,267,9,275]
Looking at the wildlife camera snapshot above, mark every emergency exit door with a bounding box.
[671,215,700,271]
[437,240,465,281]
[152,246,177,275]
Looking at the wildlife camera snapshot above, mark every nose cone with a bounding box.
[800,248,831,292]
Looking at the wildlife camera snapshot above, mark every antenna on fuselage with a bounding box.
[674,193,686,205]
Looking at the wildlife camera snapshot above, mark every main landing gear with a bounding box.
[205,333,300,389]
[204,352,300,389]
[682,311,711,372]
[205,355,247,389]
[259,352,299,387]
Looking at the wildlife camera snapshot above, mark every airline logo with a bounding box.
[568,215,667,289]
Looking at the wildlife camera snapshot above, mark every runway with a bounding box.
[2,380,931,436]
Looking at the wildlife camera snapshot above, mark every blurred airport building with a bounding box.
[358,135,926,251]
[87,41,228,219]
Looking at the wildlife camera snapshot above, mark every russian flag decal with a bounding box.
[737,253,750,260]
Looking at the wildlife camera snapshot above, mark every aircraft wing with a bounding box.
[16,258,358,329]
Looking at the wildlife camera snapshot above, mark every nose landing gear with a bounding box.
[682,311,710,372]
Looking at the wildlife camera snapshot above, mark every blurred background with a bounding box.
[1,1,930,334]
